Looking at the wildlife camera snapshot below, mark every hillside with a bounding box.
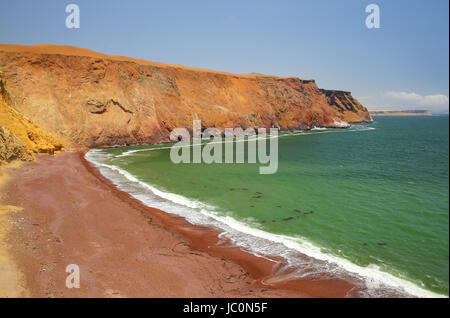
[0,44,371,152]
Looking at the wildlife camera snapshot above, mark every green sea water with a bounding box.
[89,116,449,297]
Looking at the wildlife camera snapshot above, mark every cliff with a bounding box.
[320,89,372,123]
[0,70,63,165]
[0,44,371,150]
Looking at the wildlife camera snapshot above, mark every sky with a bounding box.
[0,0,448,113]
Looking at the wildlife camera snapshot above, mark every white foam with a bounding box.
[84,129,446,298]
[311,126,327,131]
[333,120,351,128]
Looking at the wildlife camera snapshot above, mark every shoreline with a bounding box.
[80,151,359,297]
[84,144,448,299]
[0,151,356,297]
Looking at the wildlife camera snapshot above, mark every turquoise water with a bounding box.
[87,116,449,297]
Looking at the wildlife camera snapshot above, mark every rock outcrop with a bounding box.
[0,44,371,149]
[320,89,372,123]
[0,125,32,163]
[0,70,63,165]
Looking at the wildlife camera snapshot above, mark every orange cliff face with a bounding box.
[0,44,371,149]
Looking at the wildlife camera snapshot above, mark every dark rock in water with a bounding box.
[271,220,277,222]
[293,209,302,213]
[253,195,262,199]
[276,205,282,208]
[255,192,263,194]
[377,242,387,246]
[282,217,294,221]
[303,211,314,215]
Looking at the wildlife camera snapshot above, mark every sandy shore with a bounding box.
[0,152,356,297]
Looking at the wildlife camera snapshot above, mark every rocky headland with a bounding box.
[0,44,371,163]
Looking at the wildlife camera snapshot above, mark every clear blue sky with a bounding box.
[0,0,448,112]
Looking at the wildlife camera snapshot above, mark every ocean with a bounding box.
[86,115,449,297]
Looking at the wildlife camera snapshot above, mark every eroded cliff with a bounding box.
[0,44,371,149]
[0,70,63,165]
[320,89,372,123]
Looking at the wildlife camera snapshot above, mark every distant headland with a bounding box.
[369,110,431,116]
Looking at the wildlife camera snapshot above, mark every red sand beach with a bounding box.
[0,152,357,297]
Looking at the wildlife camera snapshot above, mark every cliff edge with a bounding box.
[0,44,371,150]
